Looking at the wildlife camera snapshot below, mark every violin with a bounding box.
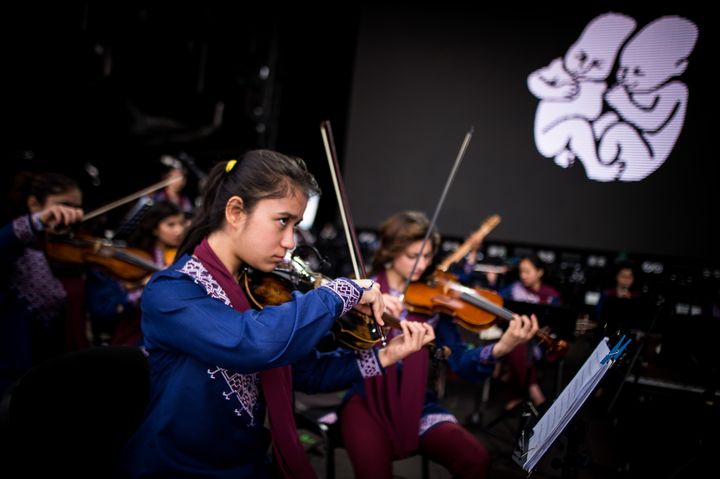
[240,256,450,360]
[39,177,181,284]
[404,271,568,356]
[400,214,501,332]
[44,232,161,283]
[403,215,567,355]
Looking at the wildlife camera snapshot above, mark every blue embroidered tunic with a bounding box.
[0,215,71,396]
[122,255,382,478]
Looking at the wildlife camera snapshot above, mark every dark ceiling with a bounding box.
[3,3,361,221]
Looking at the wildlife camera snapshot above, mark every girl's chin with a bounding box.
[248,261,277,273]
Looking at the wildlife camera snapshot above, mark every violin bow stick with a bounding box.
[81,176,183,222]
[400,127,474,298]
[320,121,365,279]
[320,120,387,346]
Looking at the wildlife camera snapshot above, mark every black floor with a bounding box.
[297,335,719,479]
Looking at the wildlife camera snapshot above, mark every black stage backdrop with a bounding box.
[2,4,716,266]
[1,3,360,230]
[344,4,716,263]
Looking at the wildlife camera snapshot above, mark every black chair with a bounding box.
[0,346,149,478]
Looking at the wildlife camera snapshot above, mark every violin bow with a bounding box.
[320,119,387,346]
[81,176,183,222]
[400,127,474,299]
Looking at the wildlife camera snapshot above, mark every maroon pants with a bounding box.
[340,394,490,479]
[504,342,539,399]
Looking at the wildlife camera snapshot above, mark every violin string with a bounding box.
[112,249,161,272]
[449,283,565,351]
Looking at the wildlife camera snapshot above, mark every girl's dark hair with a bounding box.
[7,171,80,218]
[519,254,545,272]
[613,259,636,275]
[177,150,320,258]
[159,154,187,176]
[371,211,440,274]
[128,201,184,254]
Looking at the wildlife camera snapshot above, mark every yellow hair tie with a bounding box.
[225,159,237,173]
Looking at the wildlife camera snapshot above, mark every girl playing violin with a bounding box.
[127,200,187,268]
[339,211,539,479]
[87,201,188,347]
[499,254,562,411]
[122,150,435,478]
[0,172,85,396]
[151,155,195,218]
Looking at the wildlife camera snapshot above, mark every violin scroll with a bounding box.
[536,326,568,356]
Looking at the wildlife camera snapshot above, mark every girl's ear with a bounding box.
[26,195,42,213]
[225,196,245,227]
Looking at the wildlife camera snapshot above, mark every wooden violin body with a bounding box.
[404,272,503,332]
[44,232,160,283]
[38,177,185,284]
[241,261,383,351]
[241,260,449,359]
[405,271,568,356]
[402,212,568,356]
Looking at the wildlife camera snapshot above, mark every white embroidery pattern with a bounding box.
[321,278,362,316]
[207,366,260,426]
[180,258,259,424]
[476,343,496,364]
[12,215,35,243]
[356,349,382,378]
[178,258,232,306]
[419,413,458,436]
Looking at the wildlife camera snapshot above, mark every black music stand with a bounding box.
[504,300,577,396]
[605,295,665,415]
[596,294,654,338]
[503,300,578,339]
[604,296,720,477]
[482,301,577,443]
[512,336,630,478]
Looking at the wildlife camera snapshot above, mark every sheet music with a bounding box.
[521,338,612,472]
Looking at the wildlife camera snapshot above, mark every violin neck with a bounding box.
[457,289,514,322]
[112,249,161,272]
[380,311,401,329]
[459,288,565,351]
[378,311,446,358]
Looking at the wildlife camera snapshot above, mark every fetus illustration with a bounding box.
[597,16,698,181]
[528,13,636,181]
